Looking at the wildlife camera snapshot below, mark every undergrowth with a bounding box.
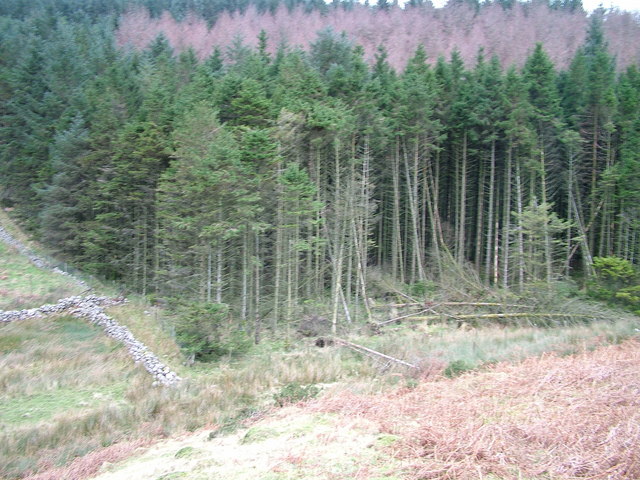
[3,280,639,479]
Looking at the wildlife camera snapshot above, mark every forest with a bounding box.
[2,0,640,348]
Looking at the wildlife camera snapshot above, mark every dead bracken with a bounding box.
[311,338,640,480]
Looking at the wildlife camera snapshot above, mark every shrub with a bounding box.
[443,360,473,378]
[589,256,636,299]
[593,256,636,285]
[589,257,639,314]
[273,383,320,407]
[173,302,252,362]
[616,285,640,314]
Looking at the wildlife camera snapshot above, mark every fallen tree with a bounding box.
[322,337,419,370]
[375,312,597,328]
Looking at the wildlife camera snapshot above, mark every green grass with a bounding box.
[0,314,147,479]
[105,298,184,368]
[351,310,640,381]
[0,385,128,426]
[0,241,86,310]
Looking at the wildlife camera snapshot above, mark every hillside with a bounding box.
[2,212,640,479]
[3,1,640,476]
[4,1,640,328]
[25,338,640,480]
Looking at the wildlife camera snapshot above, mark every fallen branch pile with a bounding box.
[373,301,596,328]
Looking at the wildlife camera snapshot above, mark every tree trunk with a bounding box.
[484,139,496,283]
[457,131,468,265]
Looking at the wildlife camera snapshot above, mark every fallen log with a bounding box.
[376,308,435,327]
[332,337,419,369]
[375,312,595,327]
[374,302,534,309]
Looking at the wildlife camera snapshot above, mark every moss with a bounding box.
[376,434,400,447]
[156,473,187,480]
[174,446,199,459]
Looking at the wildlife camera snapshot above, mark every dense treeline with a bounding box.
[115,0,640,73]
[0,0,589,24]
[1,1,640,336]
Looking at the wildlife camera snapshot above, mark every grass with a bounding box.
[0,210,95,310]
[348,294,640,382]
[74,337,640,479]
[0,242,86,310]
[104,299,184,371]
[0,311,372,479]
[0,314,145,479]
[85,410,399,480]
[3,294,638,479]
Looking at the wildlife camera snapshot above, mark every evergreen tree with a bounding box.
[38,115,91,257]
[158,104,260,304]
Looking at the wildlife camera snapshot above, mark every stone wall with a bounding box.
[0,225,181,387]
[0,295,182,386]
[0,225,90,290]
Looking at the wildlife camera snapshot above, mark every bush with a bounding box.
[589,256,636,299]
[616,285,640,314]
[443,360,473,378]
[273,383,320,407]
[173,302,252,362]
[593,256,636,285]
[588,257,639,314]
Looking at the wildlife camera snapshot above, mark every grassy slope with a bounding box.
[0,314,148,478]
[0,240,86,310]
[0,213,164,479]
[40,338,640,480]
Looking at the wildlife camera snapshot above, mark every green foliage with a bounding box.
[173,302,252,361]
[273,383,320,407]
[443,360,473,378]
[615,285,640,313]
[174,446,198,459]
[408,280,437,297]
[3,3,640,335]
[240,425,280,444]
[514,201,573,283]
[593,256,636,284]
[588,257,639,312]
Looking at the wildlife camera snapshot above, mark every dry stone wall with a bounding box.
[0,225,90,290]
[0,225,181,386]
[0,295,181,386]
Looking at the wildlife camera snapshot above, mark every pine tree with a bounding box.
[523,43,566,283]
[158,104,260,305]
[38,115,91,257]
[563,16,617,260]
